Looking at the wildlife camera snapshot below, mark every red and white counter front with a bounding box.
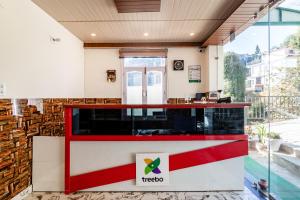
[60,103,250,193]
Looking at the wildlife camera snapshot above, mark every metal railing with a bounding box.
[245,96,300,121]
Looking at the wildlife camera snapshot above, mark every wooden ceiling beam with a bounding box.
[202,0,283,47]
[84,42,202,48]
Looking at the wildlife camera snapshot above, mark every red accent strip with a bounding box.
[64,108,72,194]
[169,140,248,171]
[70,163,136,192]
[69,140,248,192]
[70,135,248,141]
[64,103,251,109]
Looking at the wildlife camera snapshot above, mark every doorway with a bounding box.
[123,57,166,104]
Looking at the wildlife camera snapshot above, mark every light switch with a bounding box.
[0,83,6,96]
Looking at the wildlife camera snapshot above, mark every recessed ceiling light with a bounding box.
[190,32,195,36]
[90,33,96,37]
[144,32,149,37]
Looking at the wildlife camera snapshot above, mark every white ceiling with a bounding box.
[32,0,244,43]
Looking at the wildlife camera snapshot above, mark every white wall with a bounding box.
[0,0,84,98]
[84,47,207,98]
[0,0,222,100]
[84,49,122,98]
[206,45,224,91]
[167,48,205,98]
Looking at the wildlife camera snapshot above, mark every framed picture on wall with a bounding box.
[188,65,201,83]
[106,70,116,82]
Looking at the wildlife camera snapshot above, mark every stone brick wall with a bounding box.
[0,99,30,200]
[0,98,121,200]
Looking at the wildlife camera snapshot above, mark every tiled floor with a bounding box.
[25,188,258,200]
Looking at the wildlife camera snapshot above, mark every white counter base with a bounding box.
[33,136,245,192]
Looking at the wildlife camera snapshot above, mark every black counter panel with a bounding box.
[72,107,245,135]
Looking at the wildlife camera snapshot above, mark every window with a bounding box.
[128,72,142,86]
[246,68,251,76]
[256,77,262,84]
[255,85,264,93]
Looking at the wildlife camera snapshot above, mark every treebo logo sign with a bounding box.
[144,157,161,175]
[142,157,164,183]
[136,153,169,186]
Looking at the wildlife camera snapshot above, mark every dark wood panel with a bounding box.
[116,8,160,13]
[245,0,269,3]
[114,0,161,13]
[116,1,160,5]
[202,0,282,46]
[84,42,202,48]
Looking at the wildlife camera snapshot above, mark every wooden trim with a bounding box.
[84,42,202,48]
[119,48,168,58]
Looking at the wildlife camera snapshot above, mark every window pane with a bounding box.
[124,57,165,67]
[147,71,163,104]
[126,71,143,104]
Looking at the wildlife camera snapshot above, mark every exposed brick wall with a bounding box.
[0,97,185,199]
[0,99,31,200]
[0,98,121,200]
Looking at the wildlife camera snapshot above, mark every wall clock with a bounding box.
[173,60,184,70]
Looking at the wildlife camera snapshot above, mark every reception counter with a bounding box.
[64,103,250,193]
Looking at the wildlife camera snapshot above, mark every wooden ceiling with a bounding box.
[202,0,283,46]
[114,0,161,13]
[32,0,277,47]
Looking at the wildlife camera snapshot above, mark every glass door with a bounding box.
[146,67,165,115]
[124,68,144,105]
[123,57,166,105]
[146,67,165,104]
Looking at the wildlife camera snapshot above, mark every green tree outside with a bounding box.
[284,29,300,50]
[274,29,300,96]
[224,52,247,102]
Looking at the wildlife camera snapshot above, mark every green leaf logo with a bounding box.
[144,157,161,175]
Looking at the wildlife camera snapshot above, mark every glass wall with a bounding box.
[224,0,300,199]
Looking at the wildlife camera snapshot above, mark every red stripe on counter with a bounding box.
[69,140,248,193]
[169,140,248,171]
[70,163,136,193]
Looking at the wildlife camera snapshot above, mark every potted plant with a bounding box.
[268,132,282,152]
[256,125,268,151]
[246,125,258,151]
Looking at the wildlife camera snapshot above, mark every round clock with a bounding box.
[173,60,184,70]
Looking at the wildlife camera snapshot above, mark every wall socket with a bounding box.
[0,83,6,96]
